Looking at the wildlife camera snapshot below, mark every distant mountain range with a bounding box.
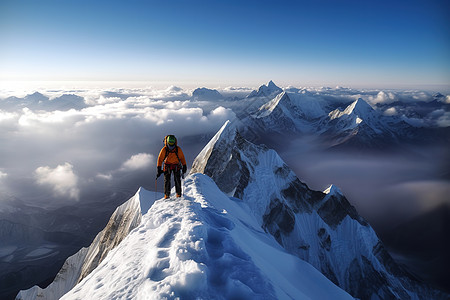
[240,81,450,150]
[0,92,86,111]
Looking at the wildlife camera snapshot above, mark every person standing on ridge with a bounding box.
[157,135,187,199]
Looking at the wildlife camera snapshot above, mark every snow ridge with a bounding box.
[35,175,352,300]
[193,120,443,300]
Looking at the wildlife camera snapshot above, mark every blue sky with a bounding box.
[0,0,449,89]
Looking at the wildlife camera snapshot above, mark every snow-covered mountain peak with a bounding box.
[322,96,419,148]
[191,120,268,198]
[192,121,440,299]
[247,80,283,99]
[267,80,278,90]
[323,184,343,196]
[255,91,288,117]
[24,92,48,103]
[249,91,327,133]
[329,98,375,120]
[191,120,237,175]
[345,98,374,115]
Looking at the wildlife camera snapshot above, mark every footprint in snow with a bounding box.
[157,223,181,248]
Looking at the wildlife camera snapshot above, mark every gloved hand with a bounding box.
[157,166,163,178]
[182,165,187,175]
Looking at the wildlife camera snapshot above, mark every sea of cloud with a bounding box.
[0,84,448,230]
[0,85,236,212]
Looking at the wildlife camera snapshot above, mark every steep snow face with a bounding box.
[251,92,327,133]
[323,98,415,148]
[257,92,326,120]
[328,98,383,133]
[33,175,353,300]
[192,121,442,300]
[16,188,156,300]
[330,98,375,119]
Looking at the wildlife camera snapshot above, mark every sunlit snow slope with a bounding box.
[34,177,351,299]
[16,189,157,300]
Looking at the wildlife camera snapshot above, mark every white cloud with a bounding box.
[0,110,17,122]
[209,106,230,117]
[35,163,80,200]
[96,173,113,181]
[368,91,397,105]
[383,107,397,116]
[120,153,153,171]
[0,85,445,211]
[0,170,7,179]
[436,112,450,127]
[411,91,431,101]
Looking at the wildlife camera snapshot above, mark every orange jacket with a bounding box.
[157,146,186,169]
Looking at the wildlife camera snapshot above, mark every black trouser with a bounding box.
[164,167,181,197]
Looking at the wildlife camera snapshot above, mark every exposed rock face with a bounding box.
[191,120,446,299]
[191,121,257,199]
[192,87,224,101]
[16,188,154,300]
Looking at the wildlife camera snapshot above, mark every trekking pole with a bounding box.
[155,177,158,201]
[181,172,184,197]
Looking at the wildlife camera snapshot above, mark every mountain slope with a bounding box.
[61,176,352,299]
[191,120,445,299]
[16,188,155,300]
[321,98,405,148]
[250,91,327,134]
[19,177,353,299]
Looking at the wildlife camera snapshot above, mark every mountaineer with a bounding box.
[157,135,187,198]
